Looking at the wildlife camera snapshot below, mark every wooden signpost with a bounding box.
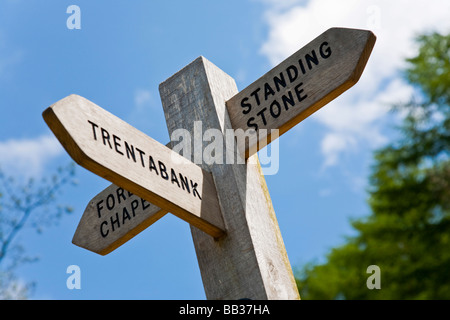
[43,27,376,300]
[227,27,376,158]
[72,183,167,255]
[43,95,225,239]
[72,142,172,255]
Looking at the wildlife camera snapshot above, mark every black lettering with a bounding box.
[241,97,252,115]
[116,187,126,204]
[113,135,124,155]
[256,107,268,126]
[305,50,319,70]
[282,91,295,111]
[141,198,150,211]
[158,161,169,180]
[110,212,120,232]
[131,199,139,217]
[100,221,109,238]
[179,173,190,193]
[149,156,158,175]
[319,41,332,59]
[294,82,308,102]
[106,193,115,210]
[125,141,136,162]
[247,117,258,131]
[273,72,287,92]
[298,59,306,74]
[250,88,261,106]
[96,200,104,218]
[171,169,180,187]
[264,82,275,101]
[136,147,146,168]
[122,207,131,224]
[286,65,298,83]
[190,181,202,200]
[269,100,281,118]
[88,120,99,141]
[101,128,112,149]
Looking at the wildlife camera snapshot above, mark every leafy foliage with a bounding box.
[0,163,76,299]
[297,32,450,299]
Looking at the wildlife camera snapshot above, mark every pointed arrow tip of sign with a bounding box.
[325,27,377,87]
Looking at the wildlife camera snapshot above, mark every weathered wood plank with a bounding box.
[159,56,300,300]
[43,94,225,238]
[226,27,376,158]
[72,143,173,256]
[72,184,167,255]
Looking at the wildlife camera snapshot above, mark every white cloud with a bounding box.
[125,88,168,142]
[319,188,332,197]
[128,88,161,126]
[321,132,356,168]
[0,135,64,178]
[134,89,152,111]
[0,29,23,79]
[259,0,450,167]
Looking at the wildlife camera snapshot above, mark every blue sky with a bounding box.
[1,0,450,299]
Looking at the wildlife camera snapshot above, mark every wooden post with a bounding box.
[43,28,375,300]
[159,56,300,300]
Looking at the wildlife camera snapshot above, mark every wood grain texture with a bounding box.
[159,56,300,300]
[72,184,167,255]
[226,27,376,158]
[72,142,173,256]
[43,95,225,238]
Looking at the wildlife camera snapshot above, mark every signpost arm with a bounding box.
[159,56,300,300]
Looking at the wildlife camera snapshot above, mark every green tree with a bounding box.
[297,31,450,299]
[0,163,76,299]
